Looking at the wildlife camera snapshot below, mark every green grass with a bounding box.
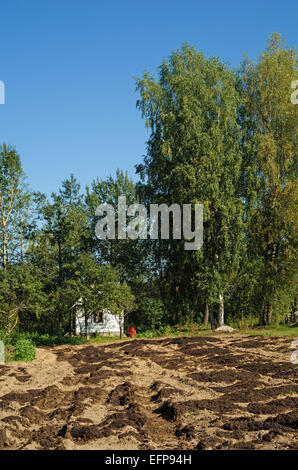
[18,332,127,347]
[88,335,126,344]
[135,323,297,339]
[1,322,296,364]
[237,324,297,338]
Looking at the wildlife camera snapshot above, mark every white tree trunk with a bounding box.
[218,294,224,327]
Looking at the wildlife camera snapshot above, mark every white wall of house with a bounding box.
[75,309,122,336]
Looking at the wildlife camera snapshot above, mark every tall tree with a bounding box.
[27,175,89,333]
[135,44,244,325]
[0,263,45,335]
[85,169,149,283]
[238,33,297,324]
[0,144,31,268]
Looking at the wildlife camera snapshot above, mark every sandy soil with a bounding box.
[0,334,297,450]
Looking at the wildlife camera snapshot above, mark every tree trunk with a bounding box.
[70,312,74,336]
[20,235,23,263]
[266,304,273,325]
[218,294,224,327]
[85,315,89,340]
[2,231,7,269]
[58,236,63,285]
[119,314,123,339]
[260,300,266,326]
[202,303,209,326]
[209,305,216,330]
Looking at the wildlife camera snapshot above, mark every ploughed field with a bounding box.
[0,334,297,450]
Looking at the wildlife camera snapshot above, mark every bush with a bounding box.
[7,331,87,347]
[156,325,175,336]
[130,297,166,330]
[14,338,36,362]
[137,329,156,338]
[0,329,9,345]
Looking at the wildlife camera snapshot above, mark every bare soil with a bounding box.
[0,334,297,450]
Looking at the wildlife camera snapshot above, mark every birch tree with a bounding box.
[135,44,244,325]
[239,33,297,324]
[0,144,31,268]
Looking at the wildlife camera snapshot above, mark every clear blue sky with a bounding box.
[0,0,297,195]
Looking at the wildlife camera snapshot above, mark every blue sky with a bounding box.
[0,0,297,195]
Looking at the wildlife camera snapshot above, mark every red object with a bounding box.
[128,326,136,338]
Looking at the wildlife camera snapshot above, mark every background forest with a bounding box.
[0,33,297,343]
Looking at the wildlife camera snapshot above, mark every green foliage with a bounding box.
[85,169,150,283]
[13,338,36,362]
[0,143,32,268]
[134,296,165,330]
[0,34,297,349]
[0,264,46,335]
[65,253,135,338]
[135,43,244,324]
[137,324,189,338]
[238,33,297,325]
[0,328,9,345]
[24,174,91,334]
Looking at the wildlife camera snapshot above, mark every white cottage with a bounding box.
[74,309,123,336]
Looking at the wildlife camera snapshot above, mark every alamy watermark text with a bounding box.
[95,197,203,251]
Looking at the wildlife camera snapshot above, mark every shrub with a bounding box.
[0,329,9,345]
[156,325,174,336]
[14,338,36,362]
[138,329,156,338]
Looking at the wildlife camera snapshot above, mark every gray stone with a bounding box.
[215,325,234,333]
